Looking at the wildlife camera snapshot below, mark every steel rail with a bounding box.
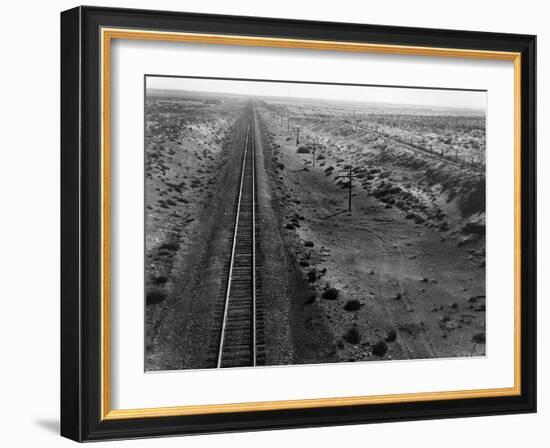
[251,108,257,367]
[217,121,250,368]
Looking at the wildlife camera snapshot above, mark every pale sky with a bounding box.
[146,76,486,112]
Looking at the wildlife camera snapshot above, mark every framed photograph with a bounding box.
[60,6,536,441]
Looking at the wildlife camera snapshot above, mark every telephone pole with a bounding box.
[336,165,354,212]
[347,165,352,212]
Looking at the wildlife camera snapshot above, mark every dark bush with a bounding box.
[159,241,180,251]
[385,329,397,343]
[322,287,339,300]
[343,327,361,344]
[146,289,167,305]
[343,299,361,311]
[372,341,388,357]
[152,275,168,286]
[297,146,310,154]
[307,270,317,283]
[472,332,486,343]
[462,220,485,236]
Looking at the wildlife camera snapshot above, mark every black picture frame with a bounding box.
[61,5,536,442]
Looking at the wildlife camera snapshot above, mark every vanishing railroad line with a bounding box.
[210,106,265,368]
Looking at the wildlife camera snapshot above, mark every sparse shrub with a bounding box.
[152,275,168,286]
[462,218,485,236]
[322,287,339,300]
[304,293,316,305]
[307,270,317,283]
[146,289,167,305]
[372,341,388,357]
[343,327,361,344]
[339,181,351,189]
[385,329,397,343]
[343,299,361,311]
[277,162,285,170]
[304,241,314,247]
[398,322,425,338]
[159,241,180,251]
[439,221,450,231]
[472,332,486,343]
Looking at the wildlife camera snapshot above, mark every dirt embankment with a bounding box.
[256,105,486,364]
[255,109,337,366]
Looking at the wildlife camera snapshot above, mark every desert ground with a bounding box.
[145,90,486,370]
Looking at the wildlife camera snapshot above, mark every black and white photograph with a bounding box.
[144,76,487,371]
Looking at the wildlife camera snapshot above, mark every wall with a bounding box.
[0,0,545,446]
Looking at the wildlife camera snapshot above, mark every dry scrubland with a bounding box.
[144,91,487,369]
[144,91,246,368]
[257,98,486,363]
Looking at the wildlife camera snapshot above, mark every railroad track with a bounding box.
[210,106,265,368]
